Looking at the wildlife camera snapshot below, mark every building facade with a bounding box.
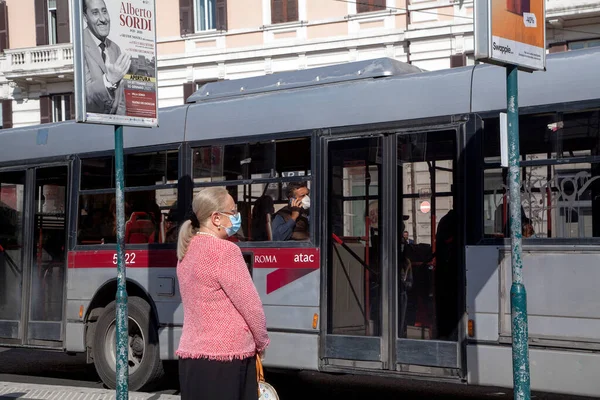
[0,0,599,128]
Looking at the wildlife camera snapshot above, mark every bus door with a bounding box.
[395,127,462,374]
[322,124,466,376]
[323,135,388,369]
[0,165,69,347]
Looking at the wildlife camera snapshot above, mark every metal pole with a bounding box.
[114,125,129,399]
[506,64,531,400]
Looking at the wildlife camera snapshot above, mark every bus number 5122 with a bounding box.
[112,253,136,265]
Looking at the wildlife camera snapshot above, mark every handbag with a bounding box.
[256,355,279,399]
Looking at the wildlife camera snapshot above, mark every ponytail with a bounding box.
[177,220,197,261]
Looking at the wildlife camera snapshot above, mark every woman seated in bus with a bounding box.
[271,182,310,241]
[251,195,275,241]
[176,187,269,400]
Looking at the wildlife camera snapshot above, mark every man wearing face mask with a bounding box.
[271,182,310,241]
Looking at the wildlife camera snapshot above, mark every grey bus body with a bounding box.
[1,47,599,396]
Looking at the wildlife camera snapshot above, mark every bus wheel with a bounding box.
[92,296,164,391]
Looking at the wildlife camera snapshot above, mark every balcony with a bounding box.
[1,43,74,84]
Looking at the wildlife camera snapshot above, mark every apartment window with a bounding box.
[48,0,57,45]
[52,95,71,122]
[180,0,227,35]
[271,0,298,24]
[195,0,215,31]
[183,79,219,102]
[1,100,11,129]
[40,94,73,124]
[34,0,69,45]
[569,39,600,51]
[357,0,386,13]
[450,53,466,68]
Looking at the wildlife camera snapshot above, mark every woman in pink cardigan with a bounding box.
[176,187,269,400]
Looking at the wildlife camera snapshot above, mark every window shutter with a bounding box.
[271,0,284,24]
[183,82,196,103]
[286,0,298,22]
[56,0,70,44]
[357,0,372,13]
[0,1,9,53]
[549,43,567,53]
[179,0,194,35]
[373,0,386,11]
[1,100,12,129]
[216,0,227,31]
[69,93,76,120]
[40,95,52,124]
[35,0,49,46]
[450,53,466,68]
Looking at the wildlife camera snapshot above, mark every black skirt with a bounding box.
[179,356,258,400]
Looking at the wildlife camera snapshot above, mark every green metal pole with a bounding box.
[506,64,531,400]
[114,125,129,399]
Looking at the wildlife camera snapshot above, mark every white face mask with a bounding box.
[301,195,310,210]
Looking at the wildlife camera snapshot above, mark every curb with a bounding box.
[0,381,180,400]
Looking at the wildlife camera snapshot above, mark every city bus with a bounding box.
[1,47,599,397]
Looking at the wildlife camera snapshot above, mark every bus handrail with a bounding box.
[332,233,379,276]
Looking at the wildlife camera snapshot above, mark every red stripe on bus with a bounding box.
[249,248,319,269]
[68,249,177,269]
[68,247,320,270]
[266,268,315,294]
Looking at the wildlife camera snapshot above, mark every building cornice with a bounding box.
[158,31,407,68]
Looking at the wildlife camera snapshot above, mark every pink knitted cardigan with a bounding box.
[176,234,270,361]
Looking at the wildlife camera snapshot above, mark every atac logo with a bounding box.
[294,253,315,263]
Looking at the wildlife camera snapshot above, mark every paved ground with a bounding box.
[0,347,596,399]
[0,381,178,400]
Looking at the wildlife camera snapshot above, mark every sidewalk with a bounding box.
[0,381,180,400]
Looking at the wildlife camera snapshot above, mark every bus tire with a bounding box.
[92,296,164,391]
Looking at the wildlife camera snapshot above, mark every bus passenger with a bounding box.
[271,182,310,241]
[251,195,275,241]
[176,187,269,400]
[164,204,180,243]
[435,209,458,340]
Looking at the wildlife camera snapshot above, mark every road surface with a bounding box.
[0,347,595,399]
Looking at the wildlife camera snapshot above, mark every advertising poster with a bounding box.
[474,0,546,71]
[73,0,158,127]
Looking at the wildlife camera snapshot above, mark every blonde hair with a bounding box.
[177,187,230,261]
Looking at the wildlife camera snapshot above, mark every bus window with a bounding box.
[398,130,457,341]
[483,109,600,239]
[125,150,178,187]
[190,181,311,242]
[30,166,68,330]
[78,150,179,246]
[0,170,26,335]
[81,156,114,190]
[191,137,312,242]
[326,137,383,337]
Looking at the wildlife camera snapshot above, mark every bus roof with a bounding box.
[0,105,187,164]
[1,47,599,165]
[187,57,424,103]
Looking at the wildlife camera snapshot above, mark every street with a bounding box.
[0,347,595,399]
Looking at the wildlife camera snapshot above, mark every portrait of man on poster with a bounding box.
[82,0,131,115]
